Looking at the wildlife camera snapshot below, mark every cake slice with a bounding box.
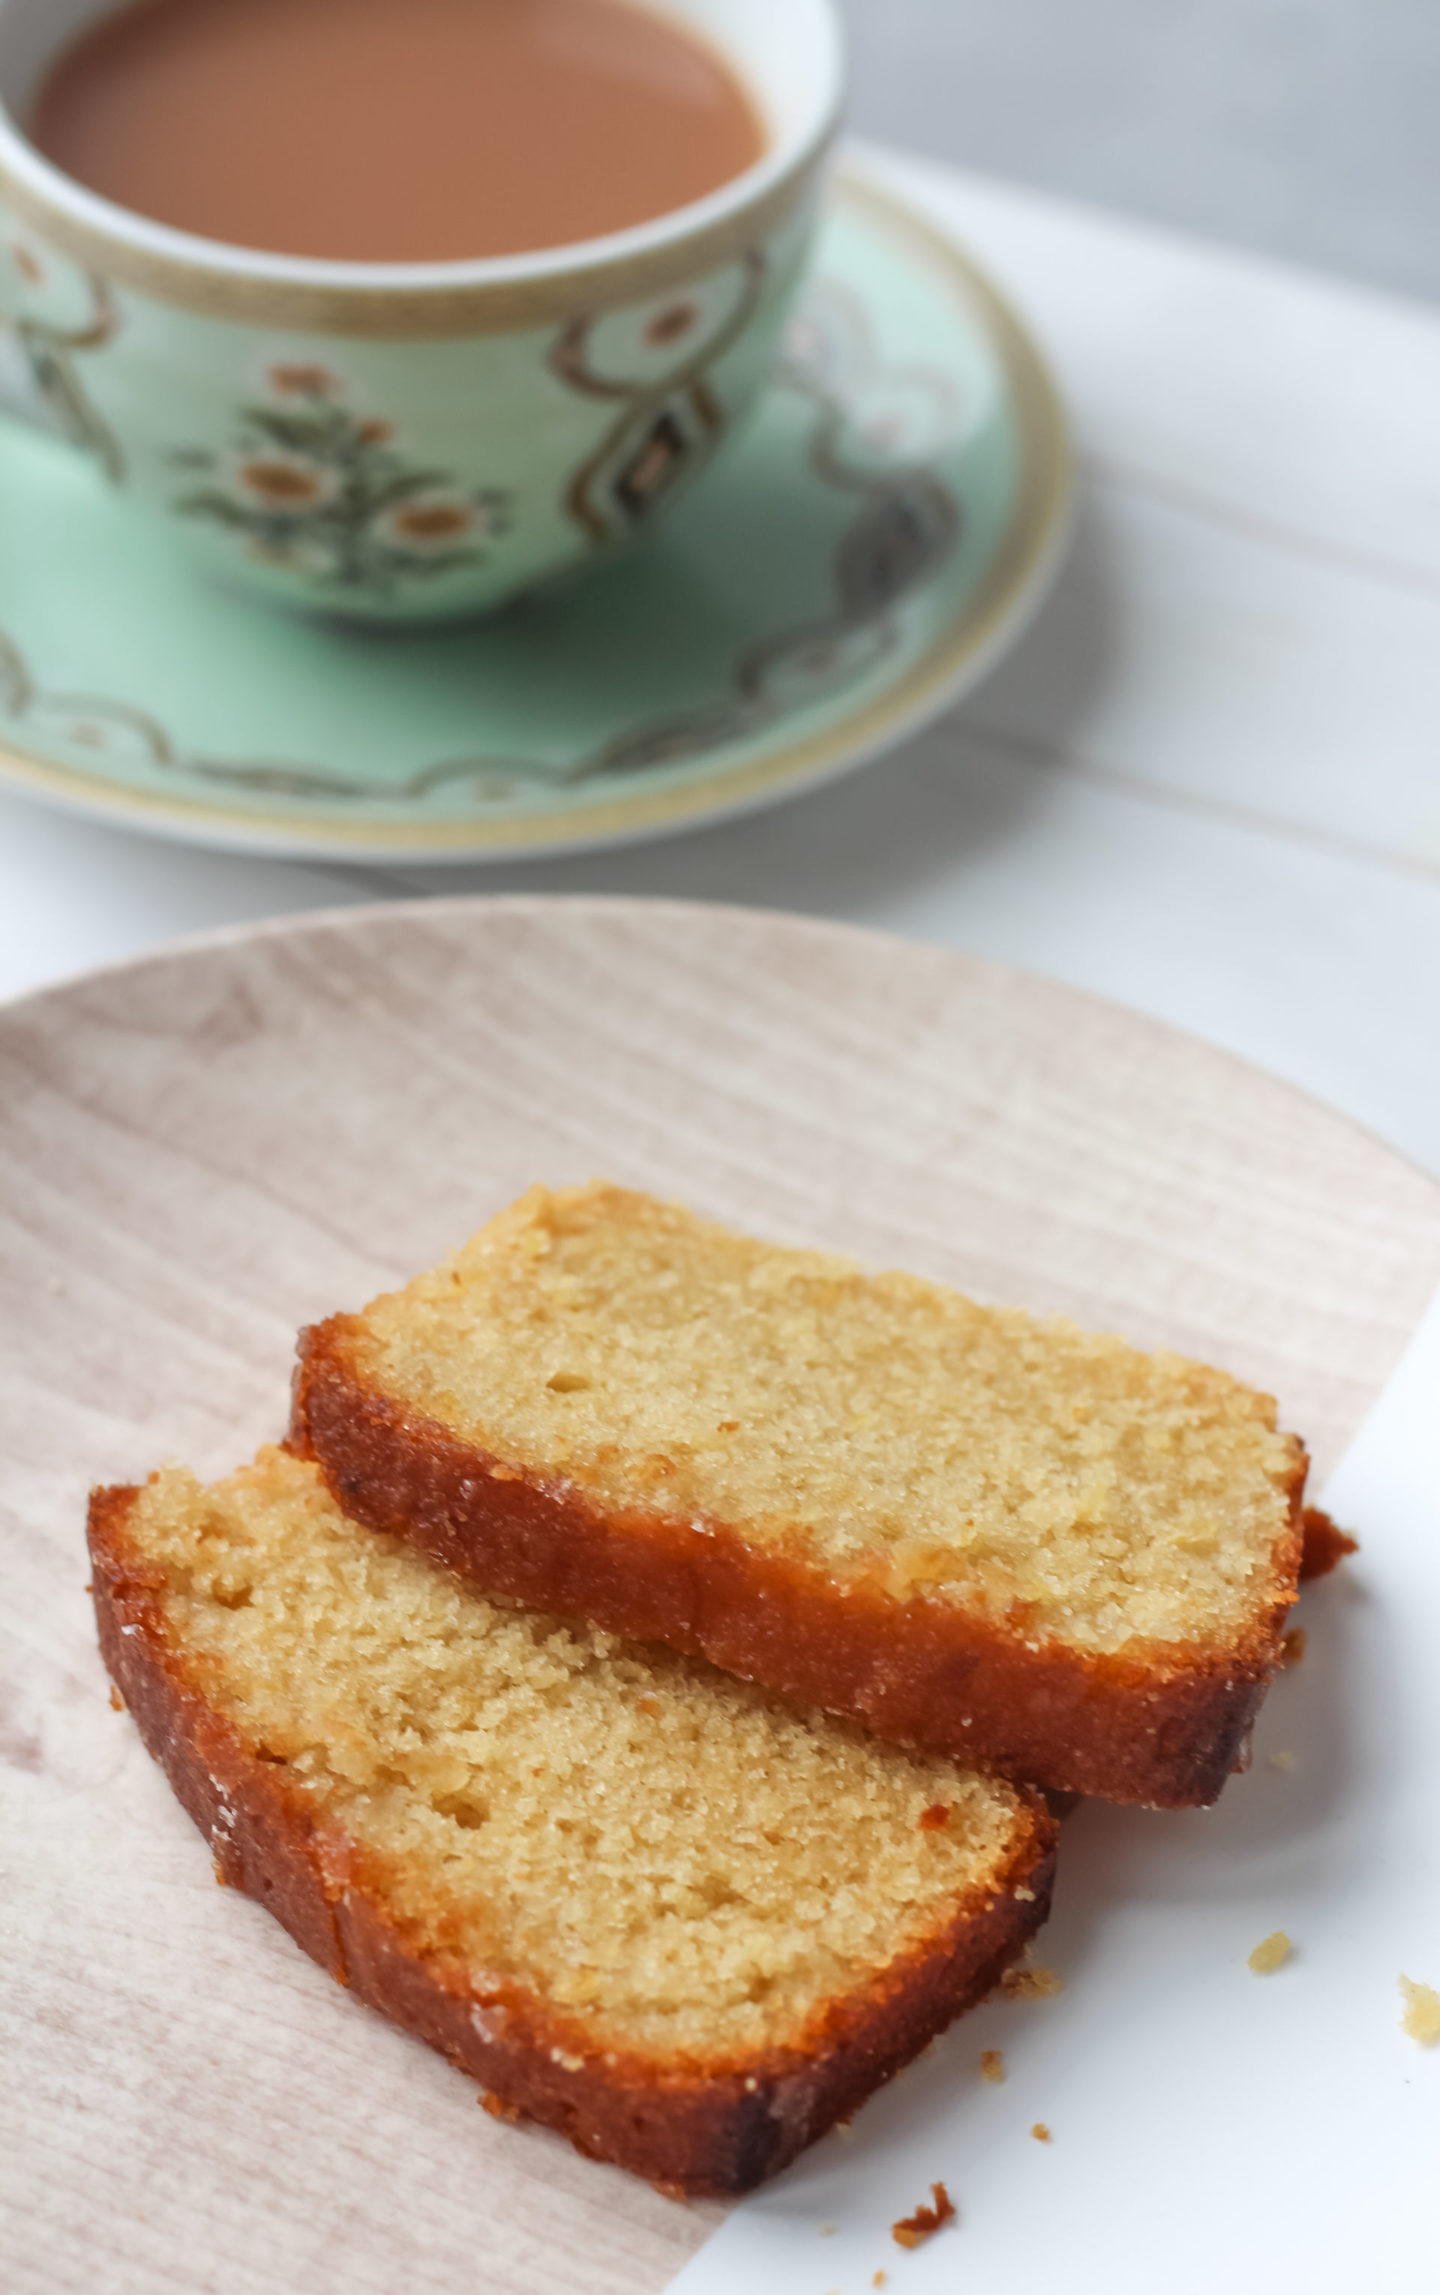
[290,1183,1309,1808]
[89,1447,1055,2195]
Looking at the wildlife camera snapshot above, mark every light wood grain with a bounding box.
[3,896,1438,2295]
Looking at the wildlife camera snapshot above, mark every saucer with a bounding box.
[0,163,1070,860]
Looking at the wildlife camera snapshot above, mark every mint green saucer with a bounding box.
[0,166,1070,860]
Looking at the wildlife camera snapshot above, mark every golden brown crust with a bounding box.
[290,1317,1308,1809]
[87,1482,1055,2197]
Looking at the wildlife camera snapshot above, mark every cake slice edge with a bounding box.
[88,1477,1056,2196]
[290,1313,1307,1809]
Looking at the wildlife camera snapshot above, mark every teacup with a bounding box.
[0,0,843,623]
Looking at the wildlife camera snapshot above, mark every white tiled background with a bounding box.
[3,5,1437,1175]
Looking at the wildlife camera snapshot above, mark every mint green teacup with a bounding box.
[0,0,842,623]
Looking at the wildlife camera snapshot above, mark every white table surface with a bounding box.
[836,0,1440,307]
[3,143,1438,1176]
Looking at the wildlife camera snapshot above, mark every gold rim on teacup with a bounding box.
[0,0,844,336]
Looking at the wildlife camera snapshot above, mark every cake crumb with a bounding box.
[1030,2122,1052,2142]
[1001,1959,1063,1999]
[918,1802,951,1831]
[1248,1930,1292,1974]
[1280,1627,1307,1668]
[109,1685,125,1712]
[1267,1749,1297,1772]
[891,2181,956,2248]
[1399,1975,1440,2045]
[480,2091,520,2122]
[1299,1508,1358,1580]
[873,2274,888,2289]
[980,2049,1005,2083]
[818,2223,836,2236]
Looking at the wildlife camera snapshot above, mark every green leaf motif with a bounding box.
[174,490,255,527]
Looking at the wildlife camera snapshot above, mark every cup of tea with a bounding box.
[0,0,843,622]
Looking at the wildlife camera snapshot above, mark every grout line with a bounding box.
[962,713,1440,889]
[1081,452,1440,603]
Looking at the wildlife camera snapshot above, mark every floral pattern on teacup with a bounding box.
[170,367,512,596]
[373,491,507,556]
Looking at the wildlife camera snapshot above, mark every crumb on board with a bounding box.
[480,2091,521,2122]
[1281,1627,1307,1668]
[918,1802,951,1831]
[1000,1958,1063,2000]
[1248,1931,1292,1974]
[1030,2122,1052,2142]
[1299,1507,1359,1581]
[873,2274,888,2289]
[1267,1749,1297,1772]
[818,2223,836,2236]
[980,2048,1005,2084]
[892,2181,956,2249]
[1399,1976,1440,2045]
[108,1685,124,1712]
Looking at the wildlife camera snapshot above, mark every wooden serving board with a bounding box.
[3,897,1438,2295]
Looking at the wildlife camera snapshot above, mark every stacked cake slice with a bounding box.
[90,1182,1308,2192]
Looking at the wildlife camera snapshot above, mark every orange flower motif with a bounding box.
[267,362,341,398]
[392,501,472,541]
[375,493,496,554]
[233,454,335,509]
